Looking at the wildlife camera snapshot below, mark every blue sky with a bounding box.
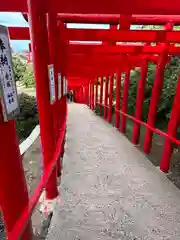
[0,12,110,52]
[0,12,108,52]
[0,12,30,52]
[0,12,140,52]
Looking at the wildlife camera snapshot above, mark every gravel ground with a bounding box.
[47,104,180,240]
[109,113,180,190]
[2,104,180,239]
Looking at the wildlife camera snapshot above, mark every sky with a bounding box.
[0,12,140,52]
[0,12,109,52]
[0,12,111,52]
[0,12,30,52]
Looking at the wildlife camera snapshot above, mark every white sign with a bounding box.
[66,78,68,94]
[48,64,56,104]
[0,26,19,121]
[58,73,61,99]
[63,76,66,96]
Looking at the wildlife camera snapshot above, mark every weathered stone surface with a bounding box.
[47,104,180,240]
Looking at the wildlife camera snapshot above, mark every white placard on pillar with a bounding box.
[0,26,19,121]
[48,64,56,104]
[66,78,68,94]
[58,73,61,100]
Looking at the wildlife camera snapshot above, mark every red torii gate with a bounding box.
[7,26,180,42]
[58,13,180,25]
[1,0,180,14]
[1,1,180,239]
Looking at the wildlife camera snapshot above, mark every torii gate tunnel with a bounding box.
[1,0,180,239]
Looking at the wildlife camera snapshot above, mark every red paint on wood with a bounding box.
[132,58,148,145]
[0,121,32,239]
[2,0,180,15]
[100,77,104,112]
[27,0,58,199]
[67,29,180,43]
[58,13,180,25]
[144,46,168,153]
[160,77,180,172]
[104,77,109,120]
[115,72,122,129]
[120,69,130,133]
[47,12,61,177]
[91,82,95,110]
[95,79,98,107]
[108,74,114,123]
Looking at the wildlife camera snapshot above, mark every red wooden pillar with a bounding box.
[89,82,92,108]
[58,22,68,154]
[57,21,65,143]
[104,77,109,120]
[132,58,148,145]
[0,121,32,239]
[27,0,58,199]
[60,76,66,159]
[100,76,104,112]
[144,23,172,153]
[82,86,85,104]
[86,84,89,106]
[144,46,168,153]
[62,24,68,139]
[108,74,114,123]
[80,86,83,103]
[115,72,122,129]
[87,85,89,105]
[91,81,95,110]
[160,76,180,173]
[47,12,61,177]
[120,14,132,30]
[120,69,130,133]
[85,85,89,105]
[118,16,131,130]
[95,79,98,107]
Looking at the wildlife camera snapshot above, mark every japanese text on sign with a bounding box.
[0,26,19,120]
[48,64,56,104]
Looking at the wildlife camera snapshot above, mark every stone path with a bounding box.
[47,104,180,240]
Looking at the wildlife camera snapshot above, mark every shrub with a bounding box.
[16,93,39,140]
[94,105,104,116]
[124,56,180,125]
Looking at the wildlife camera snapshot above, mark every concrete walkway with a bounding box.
[47,104,180,240]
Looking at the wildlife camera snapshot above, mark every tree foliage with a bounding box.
[12,56,26,82]
[12,56,37,140]
[22,64,35,87]
[12,56,35,87]
[16,93,39,140]
[127,56,180,127]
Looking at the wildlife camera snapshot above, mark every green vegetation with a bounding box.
[12,56,26,82]
[95,56,180,137]
[22,64,35,87]
[127,56,180,127]
[16,93,39,141]
[12,56,35,87]
[12,56,37,140]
